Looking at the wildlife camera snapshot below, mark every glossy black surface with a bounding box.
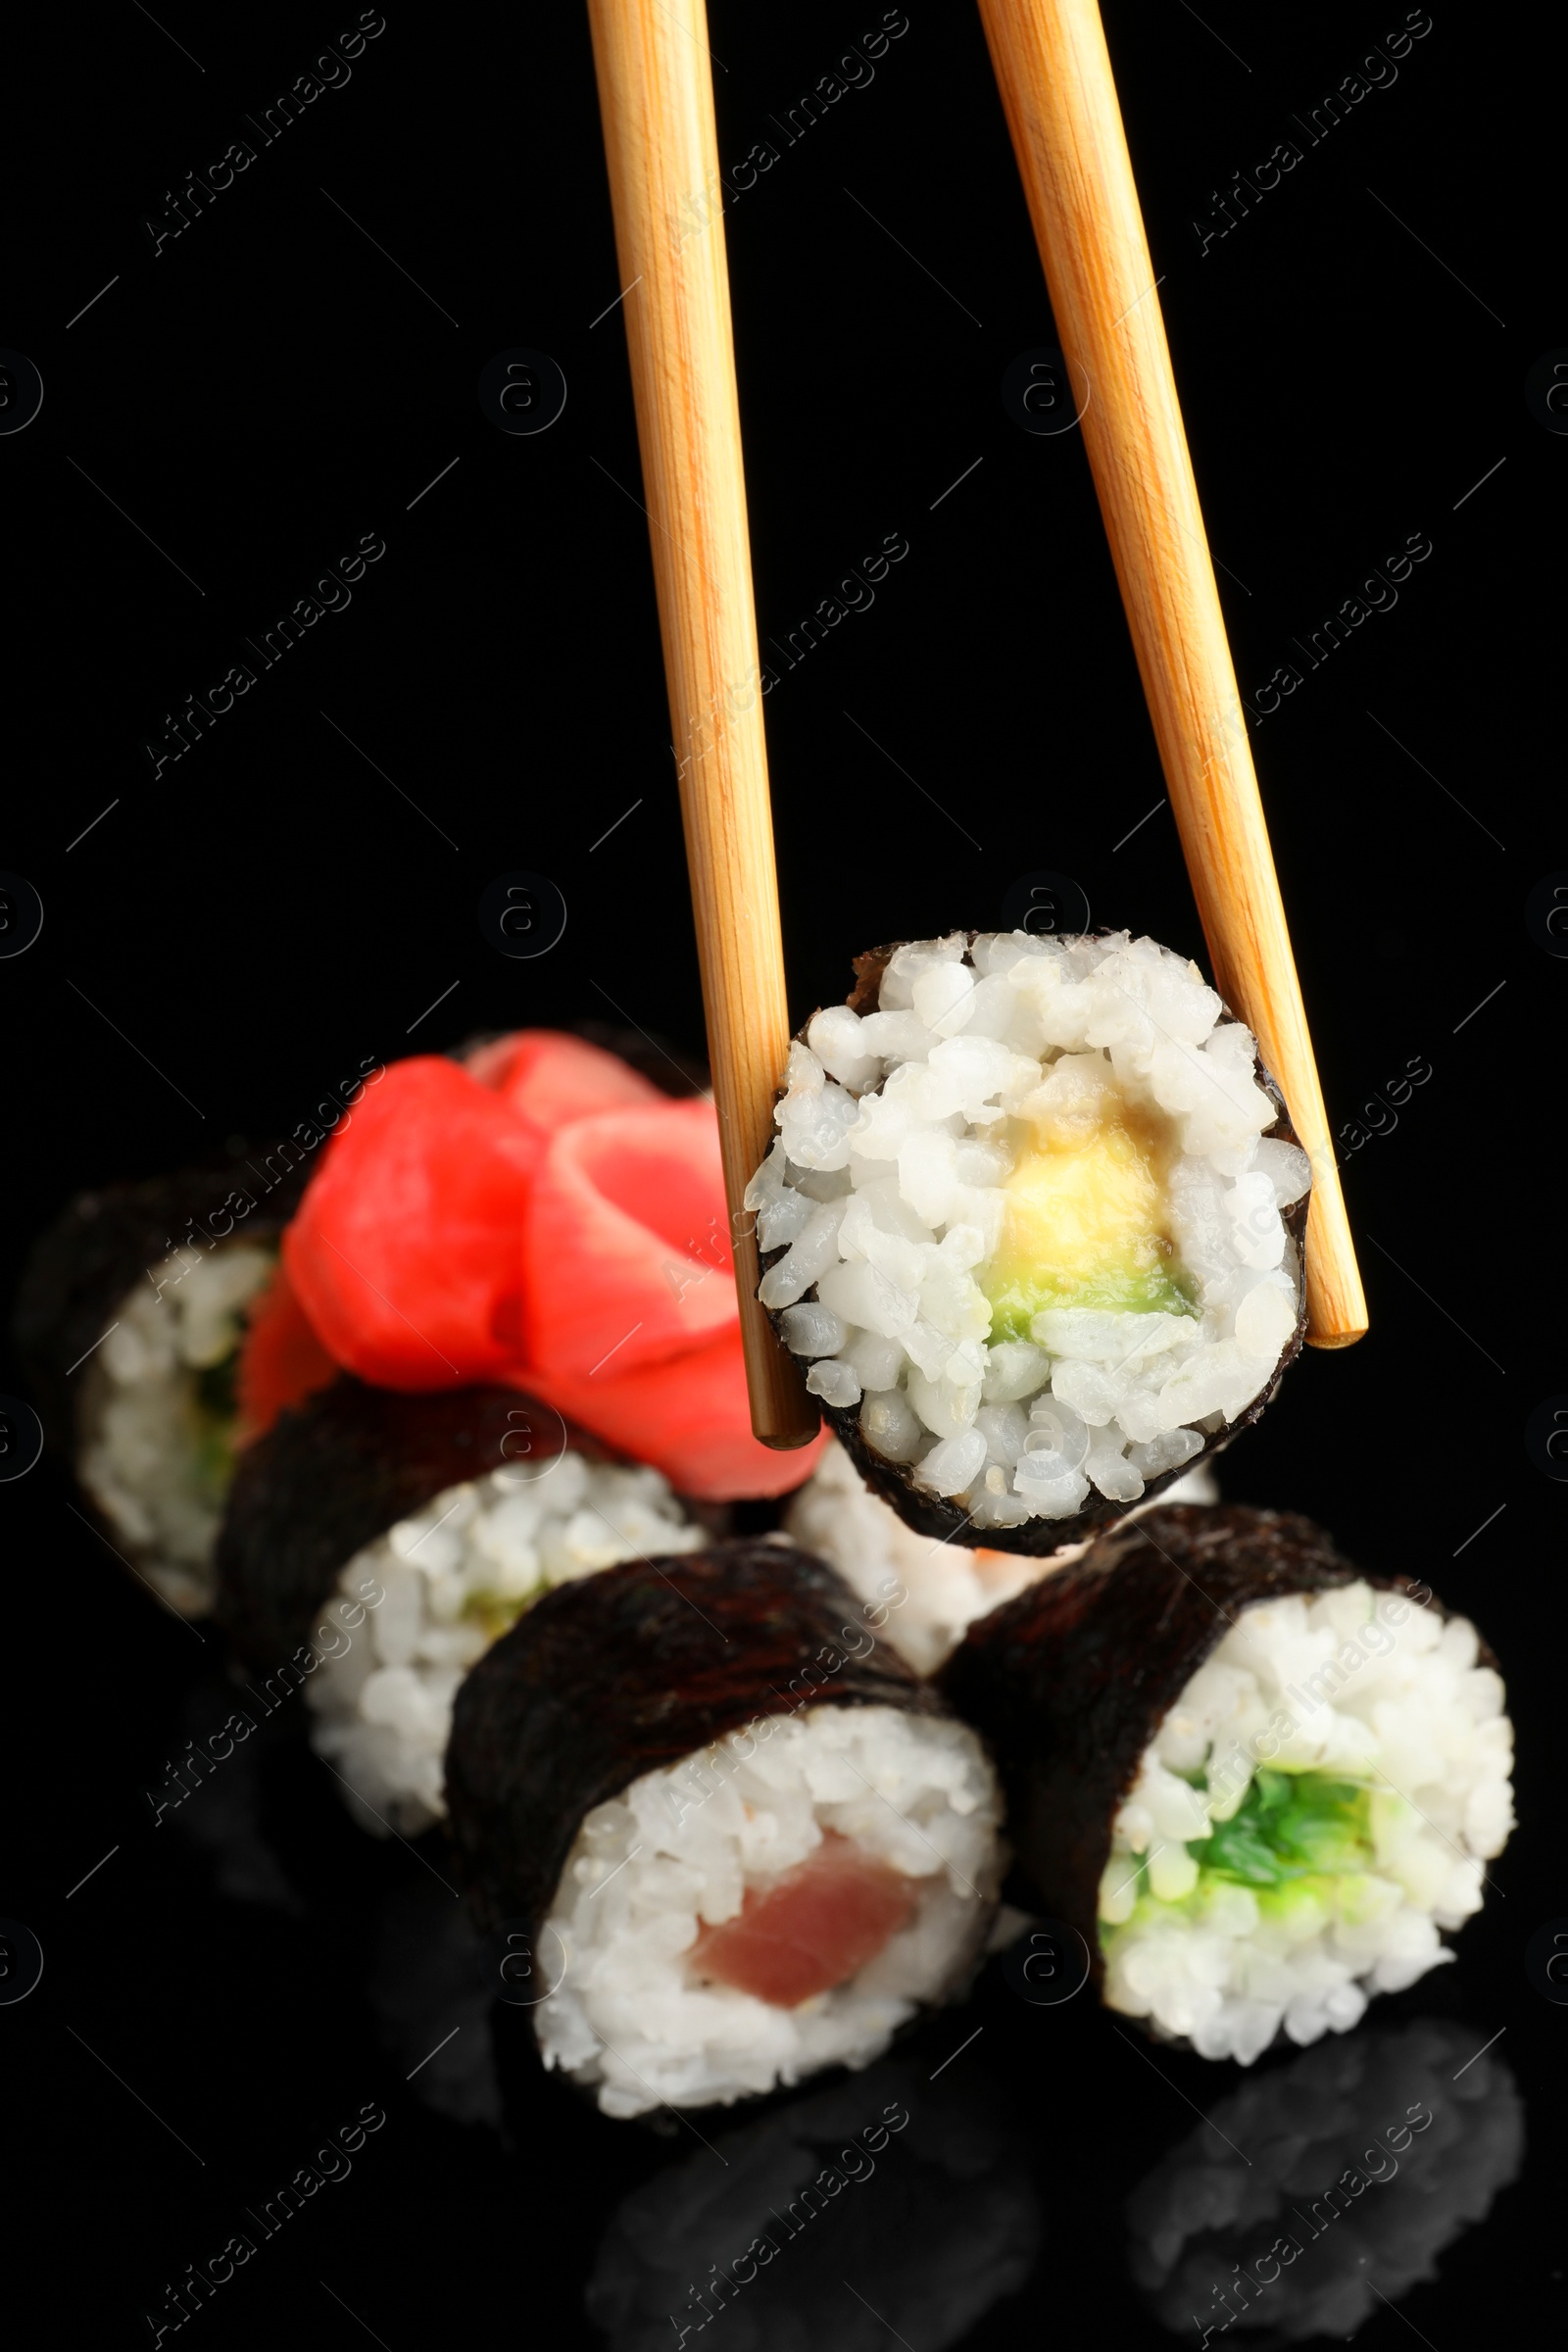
[3,0,1548,2341]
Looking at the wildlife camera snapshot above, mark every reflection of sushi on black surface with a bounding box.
[366,1875,502,2132]
[942,1505,1514,2062]
[1127,2016,1523,2340]
[446,1542,1004,2117]
[216,1376,710,1833]
[588,2053,1037,2352]
[749,931,1309,1554]
[161,1672,306,1914]
[14,1150,318,1614]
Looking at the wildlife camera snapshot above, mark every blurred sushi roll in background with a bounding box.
[784,1438,1054,1675]
[750,931,1309,1552]
[1126,2017,1523,2339]
[588,2054,1038,2352]
[12,1149,332,1614]
[942,1505,1514,2064]
[786,1433,1218,1675]
[216,1378,709,1834]
[445,1541,1004,2117]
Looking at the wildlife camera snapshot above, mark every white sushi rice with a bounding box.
[307,1455,704,1836]
[785,1436,1219,1674]
[78,1240,277,1614]
[748,932,1308,1531]
[538,1702,1004,2117]
[1100,1581,1515,2063]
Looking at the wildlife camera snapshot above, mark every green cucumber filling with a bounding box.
[191,1351,244,1498]
[308,1460,706,1837]
[1089,1579,1511,2063]
[80,1238,279,1610]
[1105,1770,1378,1940]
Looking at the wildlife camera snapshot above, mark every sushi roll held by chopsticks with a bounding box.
[943,1505,1514,2063]
[446,1540,1004,2117]
[750,932,1308,1549]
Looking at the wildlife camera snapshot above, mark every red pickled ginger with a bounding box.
[234,1256,339,1437]
[259,1029,825,1498]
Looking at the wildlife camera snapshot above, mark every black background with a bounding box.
[2,0,1556,2343]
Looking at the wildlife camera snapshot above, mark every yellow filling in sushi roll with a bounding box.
[984,1076,1192,1338]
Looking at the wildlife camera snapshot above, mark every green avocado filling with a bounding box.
[1100,1769,1381,1953]
[982,1105,1198,1342]
[986,1264,1196,1342]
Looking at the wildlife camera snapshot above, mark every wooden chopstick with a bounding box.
[977,0,1367,1348]
[586,0,819,1442]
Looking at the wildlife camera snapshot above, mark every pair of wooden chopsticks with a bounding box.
[586,0,1368,1450]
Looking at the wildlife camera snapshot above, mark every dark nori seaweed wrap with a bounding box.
[12,1147,309,1462]
[760,938,1310,1555]
[215,1376,646,1666]
[939,1504,1435,1997]
[446,1539,944,1937]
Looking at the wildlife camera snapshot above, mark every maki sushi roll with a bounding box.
[785,1434,1218,1675]
[446,1541,1004,2116]
[13,1149,331,1613]
[942,1505,1514,2063]
[216,1377,708,1834]
[749,931,1309,1550]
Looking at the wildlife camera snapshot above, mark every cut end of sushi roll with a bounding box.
[942,1505,1514,2066]
[14,1152,317,1615]
[445,1541,1004,2116]
[749,932,1308,1552]
[541,1701,1003,2117]
[76,1239,278,1614]
[1099,1569,1513,2063]
[216,1377,643,1667]
[784,1434,1219,1676]
[308,1452,706,1836]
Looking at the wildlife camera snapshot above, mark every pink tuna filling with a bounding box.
[689,1830,919,2008]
